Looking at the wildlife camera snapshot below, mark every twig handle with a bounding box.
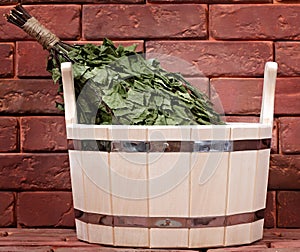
[6,5,60,50]
[260,62,278,125]
[23,17,60,49]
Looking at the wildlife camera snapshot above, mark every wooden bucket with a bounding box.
[61,62,277,248]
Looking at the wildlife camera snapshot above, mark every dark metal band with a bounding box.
[68,139,271,153]
[74,209,265,228]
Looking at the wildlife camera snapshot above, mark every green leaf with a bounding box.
[51,68,61,83]
[102,92,128,109]
[126,89,145,106]
[55,102,64,111]
[47,38,224,126]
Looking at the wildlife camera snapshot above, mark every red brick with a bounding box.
[20,116,67,152]
[22,0,143,2]
[275,78,300,114]
[262,228,300,241]
[16,42,50,77]
[207,245,268,251]
[0,79,62,114]
[276,42,300,76]
[187,77,209,96]
[210,5,300,40]
[211,77,300,117]
[69,40,144,52]
[17,191,74,227]
[113,40,144,52]
[0,7,25,41]
[271,241,300,248]
[0,5,80,41]
[211,78,262,114]
[83,4,207,40]
[271,120,278,154]
[0,153,71,190]
[264,191,276,228]
[224,116,259,123]
[269,155,300,190]
[275,0,300,3]
[0,0,18,5]
[0,43,13,78]
[277,191,300,228]
[279,117,300,154]
[150,0,270,2]
[0,192,15,227]
[0,117,18,152]
[0,247,52,251]
[146,41,272,77]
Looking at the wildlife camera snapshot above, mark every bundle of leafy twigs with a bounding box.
[6,4,224,125]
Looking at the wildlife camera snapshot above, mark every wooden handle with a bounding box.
[260,62,278,125]
[61,62,77,125]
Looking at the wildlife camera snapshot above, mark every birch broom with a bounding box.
[6,4,224,125]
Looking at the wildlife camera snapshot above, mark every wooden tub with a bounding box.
[61,62,277,248]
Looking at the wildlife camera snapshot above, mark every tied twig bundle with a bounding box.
[7,4,59,49]
[23,17,60,50]
[6,4,73,60]
[5,4,224,126]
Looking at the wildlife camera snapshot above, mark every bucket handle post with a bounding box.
[61,62,77,125]
[260,62,278,125]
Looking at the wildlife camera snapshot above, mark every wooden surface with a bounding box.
[0,228,299,251]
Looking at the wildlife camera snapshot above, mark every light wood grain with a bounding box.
[82,152,111,214]
[88,224,113,245]
[224,223,252,246]
[110,152,148,216]
[114,227,149,247]
[189,227,224,248]
[226,150,257,215]
[190,152,229,217]
[150,228,188,248]
[69,150,86,212]
[148,153,190,217]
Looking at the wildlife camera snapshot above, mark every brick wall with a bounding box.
[0,0,299,228]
